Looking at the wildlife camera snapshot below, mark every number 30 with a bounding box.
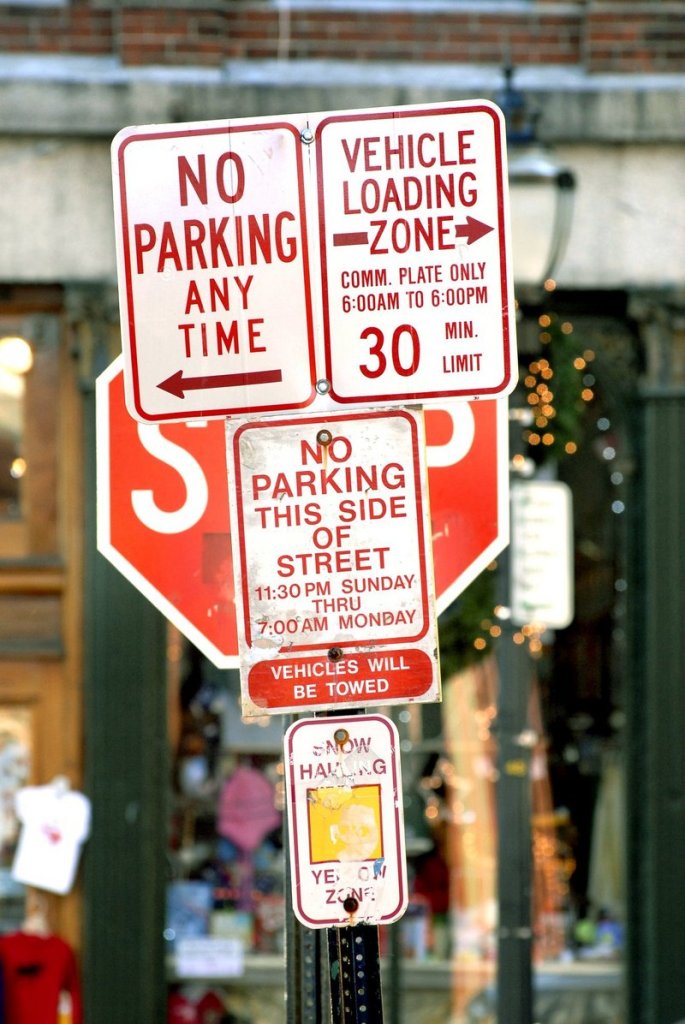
[359,325,420,379]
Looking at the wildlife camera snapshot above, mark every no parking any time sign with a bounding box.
[226,408,440,716]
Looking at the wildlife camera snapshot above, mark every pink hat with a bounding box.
[217,766,281,852]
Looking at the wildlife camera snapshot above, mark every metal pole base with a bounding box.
[327,924,384,1024]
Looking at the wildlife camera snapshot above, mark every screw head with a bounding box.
[333,728,349,747]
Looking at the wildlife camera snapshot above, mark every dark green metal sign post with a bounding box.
[285,709,387,1024]
[495,546,534,1024]
[327,925,384,1024]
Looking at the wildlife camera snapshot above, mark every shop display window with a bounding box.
[166,644,286,1015]
[0,309,62,562]
[165,625,624,1023]
[164,639,505,1021]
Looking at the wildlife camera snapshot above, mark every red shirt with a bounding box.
[0,932,82,1024]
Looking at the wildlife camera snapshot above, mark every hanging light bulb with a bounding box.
[0,335,33,375]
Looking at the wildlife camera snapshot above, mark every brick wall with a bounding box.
[221,6,583,66]
[1,1,684,74]
[584,3,685,72]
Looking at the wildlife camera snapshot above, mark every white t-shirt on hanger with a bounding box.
[11,782,91,895]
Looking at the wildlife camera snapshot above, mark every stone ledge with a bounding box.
[0,57,682,142]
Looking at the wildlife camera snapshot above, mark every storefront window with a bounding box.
[164,643,502,1022]
[163,302,630,1022]
[0,310,61,561]
[0,334,33,523]
[166,643,287,1021]
[164,633,625,1021]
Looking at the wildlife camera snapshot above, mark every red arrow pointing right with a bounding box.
[455,217,494,245]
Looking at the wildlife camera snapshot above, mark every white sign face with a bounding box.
[112,121,316,422]
[226,408,440,716]
[510,480,574,628]
[284,714,407,929]
[317,103,515,405]
[112,101,515,422]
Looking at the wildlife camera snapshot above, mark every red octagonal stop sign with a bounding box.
[96,356,507,668]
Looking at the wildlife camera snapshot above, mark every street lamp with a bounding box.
[498,66,576,292]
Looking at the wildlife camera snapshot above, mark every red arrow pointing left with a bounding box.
[158,368,283,398]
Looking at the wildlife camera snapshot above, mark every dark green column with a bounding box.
[75,289,169,1024]
[495,613,534,1024]
[626,298,685,1024]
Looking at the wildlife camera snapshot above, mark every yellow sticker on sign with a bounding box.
[308,785,383,863]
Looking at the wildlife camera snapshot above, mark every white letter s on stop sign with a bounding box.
[127,405,476,536]
[131,424,209,534]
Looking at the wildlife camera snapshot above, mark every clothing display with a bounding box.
[197,990,226,1023]
[588,754,625,922]
[167,988,225,1024]
[167,989,202,1024]
[0,931,83,1024]
[216,766,282,913]
[11,780,91,895]
[217,767,281,853]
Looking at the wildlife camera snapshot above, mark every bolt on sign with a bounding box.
[111,99,515,423]
[284,715,407,929]
[226,408,440,716]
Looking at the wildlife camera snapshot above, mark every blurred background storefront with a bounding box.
[0,3,684,1023]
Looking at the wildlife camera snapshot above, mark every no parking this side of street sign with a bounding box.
[225,407,440,716]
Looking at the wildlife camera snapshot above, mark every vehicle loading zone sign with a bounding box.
[226,408,440,716]
[112,99,515,422]
[316,104,514,406]
[284,715,407,928]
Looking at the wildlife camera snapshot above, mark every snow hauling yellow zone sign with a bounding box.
[284,714,407,928]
